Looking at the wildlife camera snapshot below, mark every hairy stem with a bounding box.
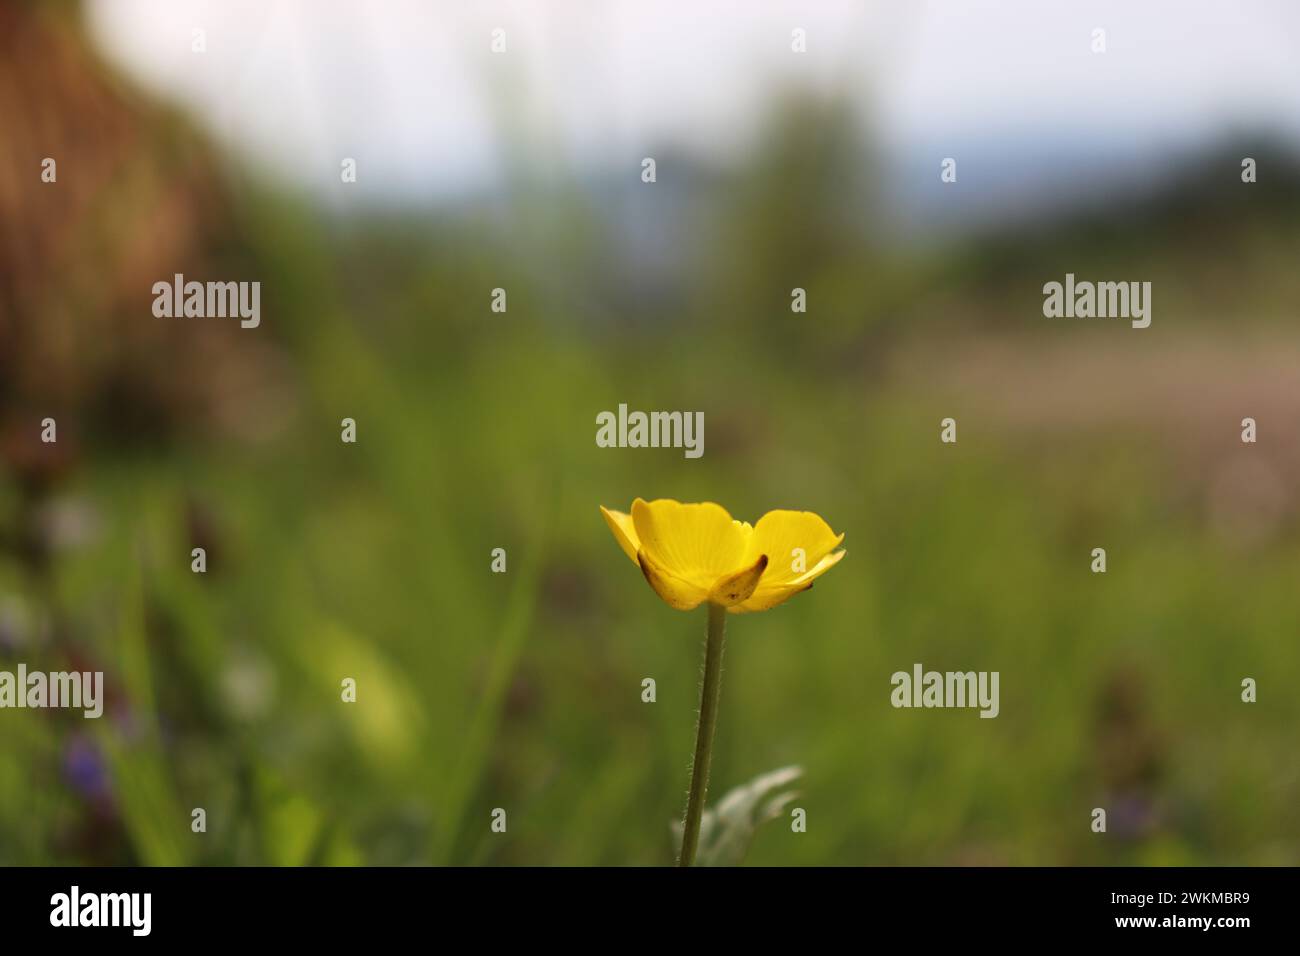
[679,601,727,866]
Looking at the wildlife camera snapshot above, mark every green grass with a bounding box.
[3,143,1299,866]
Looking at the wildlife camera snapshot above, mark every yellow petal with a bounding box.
[600,505,641,565]
[731,548,846,614]
[637,549,709,611]
[708,553,769,607]
[745,510,844,588]
[788,547,847,588]
[631,498,752,592]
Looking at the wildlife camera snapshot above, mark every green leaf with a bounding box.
[672,765,803,866]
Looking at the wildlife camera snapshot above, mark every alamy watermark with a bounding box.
[152,273,261,328]
[0,664,103,718]
[891,663,999,718]
[1042,273,1151,328]
[596,404,703,459]
[50,886,151,936]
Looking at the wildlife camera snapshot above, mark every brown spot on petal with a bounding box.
[709,553,769,606]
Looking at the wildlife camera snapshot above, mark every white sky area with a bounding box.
[86,0,1300,211]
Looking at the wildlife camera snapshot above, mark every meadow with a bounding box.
[1,33,1298,864]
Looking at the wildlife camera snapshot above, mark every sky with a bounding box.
[86,0,1300,224]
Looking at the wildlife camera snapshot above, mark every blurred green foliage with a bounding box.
[2,53,1299,866]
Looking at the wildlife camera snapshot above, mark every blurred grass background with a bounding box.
[1,1,1298,866]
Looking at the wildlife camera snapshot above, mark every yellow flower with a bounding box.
[600,498,845,613]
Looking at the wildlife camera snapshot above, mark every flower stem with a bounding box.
[679,601,727,867]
